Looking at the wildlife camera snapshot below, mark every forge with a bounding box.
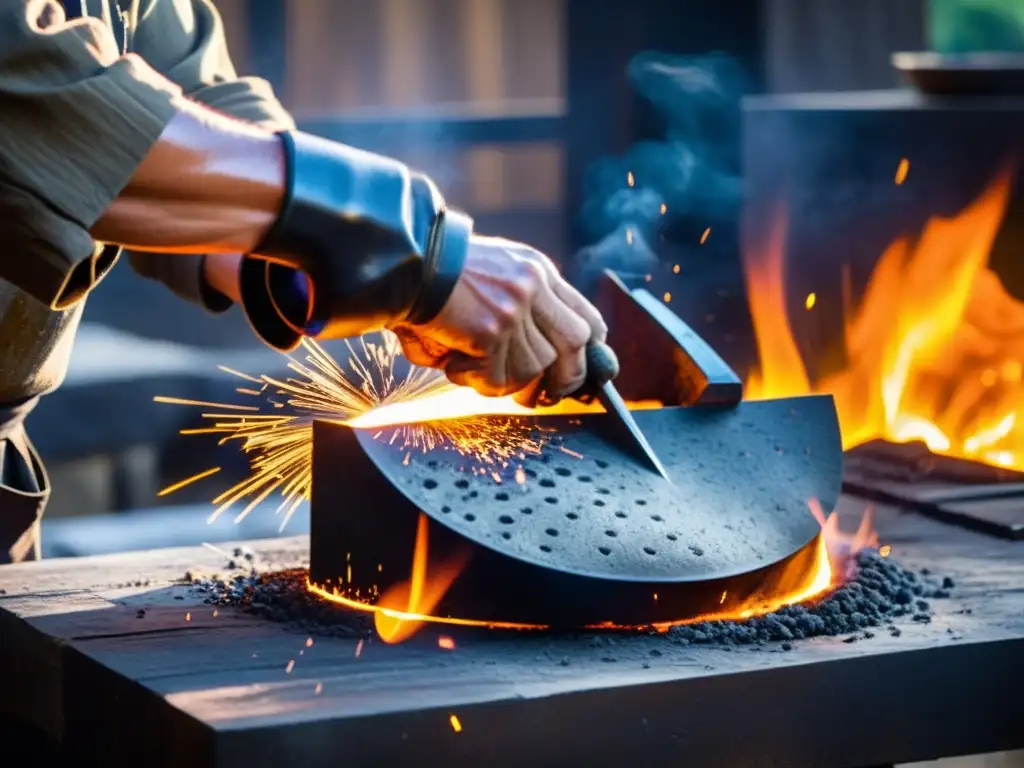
[308,274,843,629]
[740,57,1024,540]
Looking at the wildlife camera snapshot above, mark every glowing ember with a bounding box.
[438,635,456,650]
[700,227,711,244]
[449,714,463,733]
[895,157,910,185]
[745,165,1022,471]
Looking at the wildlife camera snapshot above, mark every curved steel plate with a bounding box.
[353,394,841,584]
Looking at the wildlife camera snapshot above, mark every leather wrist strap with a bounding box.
[404,209,472,326]
[239,131,473,351]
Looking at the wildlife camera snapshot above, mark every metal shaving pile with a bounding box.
[184,549,953,645]
[667,550,954,649]
[184,549,371,638]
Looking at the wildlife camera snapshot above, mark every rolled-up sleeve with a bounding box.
[0,0,182,310]
[127,0,295,313]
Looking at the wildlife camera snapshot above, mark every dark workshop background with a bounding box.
[37,1,1022,553]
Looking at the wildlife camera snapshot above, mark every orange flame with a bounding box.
[745,165,1021,470]
[308,499,877,642]
[371,513,472,644]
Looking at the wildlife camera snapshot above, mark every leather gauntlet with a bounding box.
[240,131,473,351]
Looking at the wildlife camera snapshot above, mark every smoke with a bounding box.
[575,52,747,281]
[574,223,660,285]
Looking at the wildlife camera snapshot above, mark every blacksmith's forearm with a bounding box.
[202,253,243,304]
[91,104,286,255]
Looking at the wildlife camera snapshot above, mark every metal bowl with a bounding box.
[893,51,1024,95]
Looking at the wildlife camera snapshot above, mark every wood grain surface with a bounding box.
[1,497,1021,767]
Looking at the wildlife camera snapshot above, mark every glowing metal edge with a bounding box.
[305,533,837,634]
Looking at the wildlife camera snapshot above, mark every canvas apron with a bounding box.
[0,0,132,563]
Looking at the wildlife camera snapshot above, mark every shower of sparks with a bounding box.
[155,334,452,531]
[376,416,546,470]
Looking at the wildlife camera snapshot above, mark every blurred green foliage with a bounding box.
[931,0,1024,53]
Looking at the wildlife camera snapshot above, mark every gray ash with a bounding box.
[667,550,952,647]
[185,549,951,645]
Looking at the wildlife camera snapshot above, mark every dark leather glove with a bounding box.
[239,131,472,351]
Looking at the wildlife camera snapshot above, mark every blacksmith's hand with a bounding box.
[390,236,608,400]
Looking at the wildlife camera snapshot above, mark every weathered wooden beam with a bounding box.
[0,501,1022,766]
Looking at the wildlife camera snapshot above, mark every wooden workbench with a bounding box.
[1,497,1021,767]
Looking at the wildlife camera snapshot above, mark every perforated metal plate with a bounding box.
[354,394,841,583]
